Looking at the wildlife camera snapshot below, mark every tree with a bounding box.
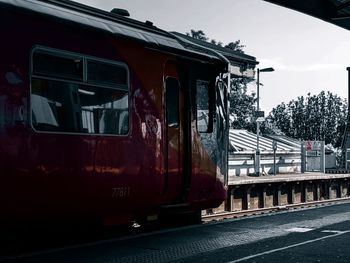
[186,29,208,41]
[265,91,347,147]
[229,78,256,132]
[261,102,292,136]
[225,40,245,54]
[210,39,223,47]
[186,29,244,52]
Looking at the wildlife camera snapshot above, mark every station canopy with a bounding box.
[265,0,350,31]
[229,129,300,153]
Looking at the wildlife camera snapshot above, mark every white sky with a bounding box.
[75,0,350,112]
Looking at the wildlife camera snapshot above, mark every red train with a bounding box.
[0,0,252,227]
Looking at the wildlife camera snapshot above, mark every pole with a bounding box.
[346,67,350,170]
[256,69,260,176]
[225,71,231,185]
[321,141,325,173]
[257,69,260,112]
[273,140,277,175]
[301,143,306,173]
[347,67,350,113]
[273,149,276,175]
[254,67,274,176]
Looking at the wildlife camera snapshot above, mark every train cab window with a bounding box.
[165,77,179,127]
[31,48,129,135]
[196,80,211,133]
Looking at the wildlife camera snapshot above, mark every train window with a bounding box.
[196,80,210,133]
[31,48,129,136]
[80,86,128,134]
[33,51,83,81]
[87,60,128,88]
[166,78,179,127]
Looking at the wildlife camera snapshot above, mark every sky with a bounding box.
[75,0,350,113]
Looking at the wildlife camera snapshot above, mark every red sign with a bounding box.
[305,141,312,151]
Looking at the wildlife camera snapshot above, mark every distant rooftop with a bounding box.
[171,32,258,78]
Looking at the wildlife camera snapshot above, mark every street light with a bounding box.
[256,67,274,176]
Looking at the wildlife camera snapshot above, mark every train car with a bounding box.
[0,0,230,227]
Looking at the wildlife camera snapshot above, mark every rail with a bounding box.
[202,197,350,222]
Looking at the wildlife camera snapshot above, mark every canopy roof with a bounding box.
[229,129,300,153]
[265,0,350,31]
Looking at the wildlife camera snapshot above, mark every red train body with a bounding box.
[0,0,229,226]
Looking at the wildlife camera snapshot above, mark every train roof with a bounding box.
[0,0,257,70]
[0,0,221,64]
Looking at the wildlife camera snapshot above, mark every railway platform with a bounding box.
[209,172,350,214]
[229,172,350,185]
[2,200,350,263]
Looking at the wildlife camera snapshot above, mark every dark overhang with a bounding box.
[265,0,350,31]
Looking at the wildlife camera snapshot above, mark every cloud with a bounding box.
[259,58,344,72]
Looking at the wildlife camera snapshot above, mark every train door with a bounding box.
[163,61,185,202]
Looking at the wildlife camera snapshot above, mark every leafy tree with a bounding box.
[210,39,223,47]
[265,102,291,135]
[225,40,245,54]
[229,78,256,131]
[186,29,244,52]
[210,39,216,45]
[265,91,347,147]
[186,29,208,41]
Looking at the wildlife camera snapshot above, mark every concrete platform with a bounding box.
[229,172,350,185]
[209,172,350,213]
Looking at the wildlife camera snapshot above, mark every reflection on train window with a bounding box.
[87,60,128,87]
[33,51,83,81]
[165,77,179,127]
[196,80,210,133]
[31,48,129,135]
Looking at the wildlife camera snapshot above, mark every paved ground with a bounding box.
[2,202,350,262]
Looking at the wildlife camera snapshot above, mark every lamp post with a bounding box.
[256,67,274,176]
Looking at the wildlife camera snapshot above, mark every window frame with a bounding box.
[86,59,129,89]
[30,45,130,137]
[165,76,180,128]
[32,50,84,82]
[196,79,213,133]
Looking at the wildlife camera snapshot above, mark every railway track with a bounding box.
[202,197,350,223]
